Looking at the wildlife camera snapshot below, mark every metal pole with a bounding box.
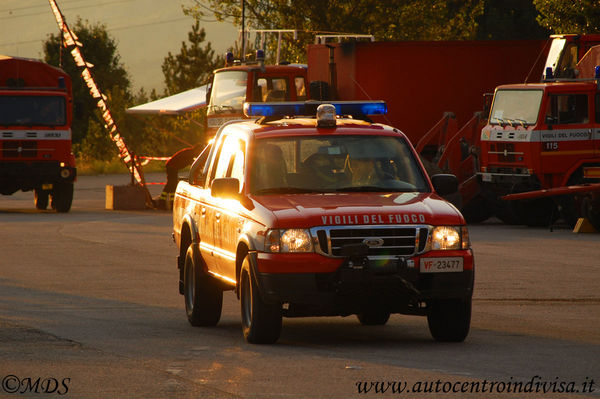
[241,0,245,61]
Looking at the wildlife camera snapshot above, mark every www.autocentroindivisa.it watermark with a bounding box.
[2,375,70,395]
[355,375,596,395]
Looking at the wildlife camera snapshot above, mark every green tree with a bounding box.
[146,21,228,151]
[184,0,485,63]
[162,21,225,95]
[476,0,549,39]
[43,18,132,149]
[534,0,600,33]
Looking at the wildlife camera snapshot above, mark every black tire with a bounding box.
[516,198,557,227]
[582,197,600,231]
[51,182,73,213]
[240,257,282,344]
[34,189,49,210]
[357,309,391,326]
[183,246,222,326]
[427,298,471,342]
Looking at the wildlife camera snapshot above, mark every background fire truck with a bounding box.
[0,56,76,212]
[478,35,600,229]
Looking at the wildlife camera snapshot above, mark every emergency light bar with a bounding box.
[243,100,387,119]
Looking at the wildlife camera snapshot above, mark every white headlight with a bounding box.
[264,229,314,253]
[281,229,313,252]
[431,226,461,250]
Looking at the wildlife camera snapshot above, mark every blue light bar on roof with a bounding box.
[243,100,387,119]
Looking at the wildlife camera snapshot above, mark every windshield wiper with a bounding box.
[334,186,413,192]
[253,187,324,194]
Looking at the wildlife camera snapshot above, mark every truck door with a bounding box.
[207,134,246,282]
[542,92,592,186]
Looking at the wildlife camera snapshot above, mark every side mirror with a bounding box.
[431,174,458,196]
[211,177,240,199]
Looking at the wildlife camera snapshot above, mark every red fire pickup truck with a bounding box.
[172,102,474,344]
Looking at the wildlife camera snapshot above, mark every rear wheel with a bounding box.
[51,182,73,213]
[582,196,600,231]
[357,309,390,326]
[516,198,557,227]
[183,246,222,326]
[34,189,49,210]
[240,257,282,344]
[427,298,471,342]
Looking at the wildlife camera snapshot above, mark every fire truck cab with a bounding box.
[0,56,76,212]
[205,52,310,135]
[479,54,600,226]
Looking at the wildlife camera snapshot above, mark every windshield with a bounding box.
[0,95,66,126]
[489,90,543,126]
[249,135,429,194]
[544,38,566,75]
[208,70,248,114]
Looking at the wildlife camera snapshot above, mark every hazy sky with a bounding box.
[0,0,237,94]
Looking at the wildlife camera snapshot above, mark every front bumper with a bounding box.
[0,161,76,194]
[253,251,474,317]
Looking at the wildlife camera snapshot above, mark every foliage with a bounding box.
[43,18,131,146]
[184,0,485,63]
[148,20,228,154]
[162,21,225,95]
[533,0,600,34]
[476,0,549,39]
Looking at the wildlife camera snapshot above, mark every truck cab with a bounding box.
[205,55,309,135]
[479,79,600,225]
[0,56,76,212]
[172,101,474,344]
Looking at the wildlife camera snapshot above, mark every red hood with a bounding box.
[251,192,464,227]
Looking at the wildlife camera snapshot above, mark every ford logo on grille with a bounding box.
[363,238,384,247]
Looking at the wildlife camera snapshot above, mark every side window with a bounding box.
[556,43,578,78]
[265,78,288,102]
[545,94,588,125]
[229,143,245,184]
[295,76,307,101]
[253,77,290,102]
[212,135,246,190]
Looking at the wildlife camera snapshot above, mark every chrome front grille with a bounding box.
[311,225,430,258]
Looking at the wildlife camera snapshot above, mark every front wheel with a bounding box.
[427,298,471,342]
[183,246,222,326]
[240,257,282,344]
[51,182,73,213]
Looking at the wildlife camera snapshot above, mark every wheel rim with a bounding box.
[241,271,252,329]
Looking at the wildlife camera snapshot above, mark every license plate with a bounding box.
[420,257,463,273]
[42,184,53,190]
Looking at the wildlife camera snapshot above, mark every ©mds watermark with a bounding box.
[2,374,70,395]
